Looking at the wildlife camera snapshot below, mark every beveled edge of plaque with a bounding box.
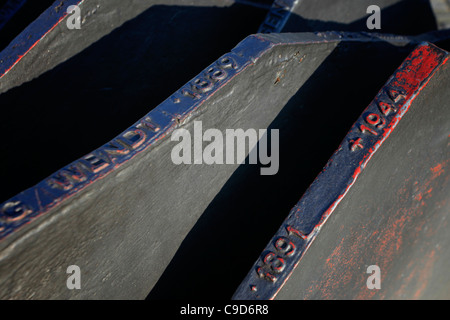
[0,31,419,242]
[232,41,449,300]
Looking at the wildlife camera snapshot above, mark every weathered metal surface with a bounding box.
[260,0,439,34]
[0,0,269,94]
[0,1,57,52]
[0,0,269,207]
[2,1,450,300]
[233,42,450,300]
[0,32,435,299]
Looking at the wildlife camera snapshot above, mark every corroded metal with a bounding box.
[0,0,269,93]
[0,0,270,213]
[1,1,450,300]
[0,32,434,299]
[233,42,450,300]
[0,0,274,299]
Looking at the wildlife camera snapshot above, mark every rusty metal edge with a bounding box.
[232,41,449,300]
[0,33,273,241]
[0,31,420,242]
[0,0,84,79]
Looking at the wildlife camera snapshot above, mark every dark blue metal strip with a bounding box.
[0,30,428,243]
[0,0,82,78]
[0,34,273,240]
[232,42,449,300]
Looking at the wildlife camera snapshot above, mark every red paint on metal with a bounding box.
[350,138,364,151]
[286,225,308,240]
[431,163,444,178]
[359,124,378,135]
[308,158,448,299]
[270,43,448,300]
[395,249,437,299]
[0,0,85,79]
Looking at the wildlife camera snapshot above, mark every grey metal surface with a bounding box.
[0,32,426,299]
[0,0,268,94]
[0,0,269,206]
[275,46,450,300]
[1,1,450,301]
[232,41,450,300]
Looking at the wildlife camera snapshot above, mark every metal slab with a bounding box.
[0,32,431,299]
[0,1,57,52]
[0,0,269,94]
[233,42,450,300]
[0,0,269,206]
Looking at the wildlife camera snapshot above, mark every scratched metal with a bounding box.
[0,31,434,299]
[260,0,439,35]
[275,60,450,300]
[232,42,450,300]
[0,0,273,300]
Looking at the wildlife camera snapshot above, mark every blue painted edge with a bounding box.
[0,0,82,78]
[232,41,449,300]
[0,29,418,242]
[0,32,274,240]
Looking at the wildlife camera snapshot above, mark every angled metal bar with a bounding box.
[0,0,81,91]
[0,32,432,299]
[0,0,270,209]
[233,42,450,300]
[0,0,270,94]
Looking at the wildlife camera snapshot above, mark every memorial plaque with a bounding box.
[0,32,433,299]
[233,42,450,300]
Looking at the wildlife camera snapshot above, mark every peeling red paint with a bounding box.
[303,157,448,299]
[431,163,445,178]
[256,43,450,301]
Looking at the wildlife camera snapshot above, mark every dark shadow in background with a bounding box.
[146,0,440,299]
[0,0,440,203]
[0,3,269,203]
[146,40,417,299]
[0,0,443,299]
[283,0,437,35]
